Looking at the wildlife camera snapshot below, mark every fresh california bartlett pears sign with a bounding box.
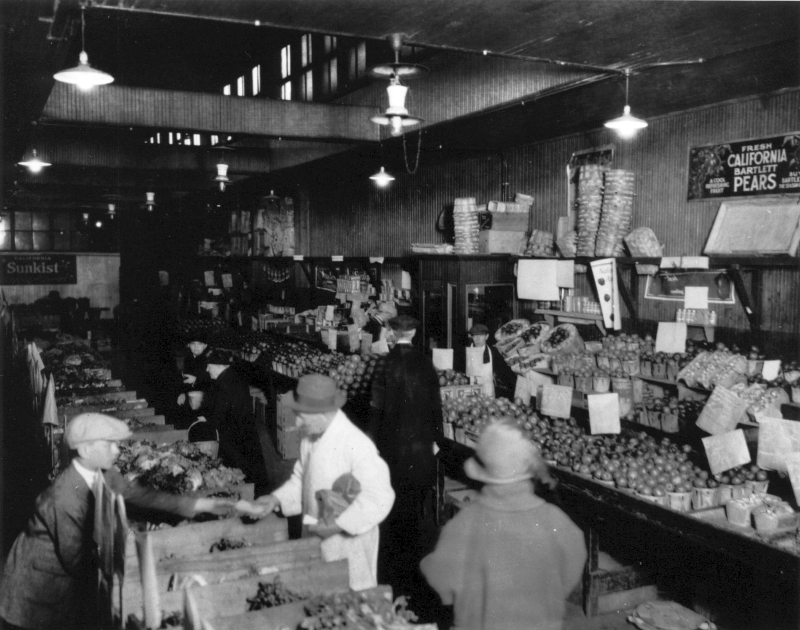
[688,132,800,200]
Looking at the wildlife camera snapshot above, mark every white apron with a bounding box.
[466,345,495,397]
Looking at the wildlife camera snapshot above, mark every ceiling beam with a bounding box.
[41,83,382,142]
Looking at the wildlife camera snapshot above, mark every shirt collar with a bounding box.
[73,459,99,490]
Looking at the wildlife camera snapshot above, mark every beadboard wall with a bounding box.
[288,88,800,339]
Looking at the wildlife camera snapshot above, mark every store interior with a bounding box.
[2,2,800,630]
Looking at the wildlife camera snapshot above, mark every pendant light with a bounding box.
[370,167,395,188]
[370,75,424,137]
[214,161,231,192]
[54,5,114,90]
[368,33,428,80]
[145,192,156,212]
[604,69,647,139]
[107,203,116,218]
[18,149,51,173]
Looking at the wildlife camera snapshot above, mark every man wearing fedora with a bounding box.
[420,422,586,630]
[252,374,395,591]
[369,314,443,590]
[0,413,234,630]
[193,349,274,496]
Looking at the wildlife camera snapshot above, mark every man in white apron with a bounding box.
[466,324,517,399]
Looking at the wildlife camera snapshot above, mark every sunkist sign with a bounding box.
[687,132,800,200]
[0,254,77,285]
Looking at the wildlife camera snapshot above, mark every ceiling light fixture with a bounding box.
[370,167,395,188]
[368,33,428,80]
[370,75,424,137]
[604,69,647,139]
[107,203,116,218]
[53,5,114,90]
[145,191,156,212]
[214,161,231,192]
[18,149,51,174]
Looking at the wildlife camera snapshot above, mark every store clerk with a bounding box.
[363,301,397,355]
[467,323,516,399]
[0,413,233,630]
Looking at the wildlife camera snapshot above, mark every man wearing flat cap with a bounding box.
[251,374,395,590]
[369,314,443,590]
[467,323,516,399]
[0,413,233,630]
[363,301,397,355]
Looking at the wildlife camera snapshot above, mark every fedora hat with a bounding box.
[282,374,346,413]
[464,422,542,485]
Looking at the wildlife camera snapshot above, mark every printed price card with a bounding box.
[432,349,454,371]
[684,286,709,310]
[655,322,687,354]
[204,270,215,286]
[588,393,621,434]
[222,273,233,288]
[696,386,748,435]
[702,429,751,475]
[539,384,573,419]
[757,417,800,472]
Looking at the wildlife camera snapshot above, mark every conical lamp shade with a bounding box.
[369,167,395,187]
[54,51,114,90]
[604,105,648,139]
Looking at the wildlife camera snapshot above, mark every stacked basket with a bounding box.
[575,164,606,256]
[453,197,480,254]
[595,169,635,257]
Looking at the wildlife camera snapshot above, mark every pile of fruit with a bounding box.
[325,354,380,399]
[437,369,471,387]
[299,591,419,630]
[247,576,308,611]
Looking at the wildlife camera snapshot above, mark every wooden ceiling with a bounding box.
[2,0,798,212]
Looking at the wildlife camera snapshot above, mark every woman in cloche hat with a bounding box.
[420,422,587,630]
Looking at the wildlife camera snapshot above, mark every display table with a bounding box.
[437,438,799,622]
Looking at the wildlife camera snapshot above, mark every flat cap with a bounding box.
[468,324,489,335]
[65,413,132,448]
[388,314,420,332]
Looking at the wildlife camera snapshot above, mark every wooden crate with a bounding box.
[704,198,800,256]
[126,429,189,444]
[183,559,350,629]
[123,537,322,623]
[478,230,527,254]
[201,586,395,630]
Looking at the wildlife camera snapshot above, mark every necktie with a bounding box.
[483,346,490,364]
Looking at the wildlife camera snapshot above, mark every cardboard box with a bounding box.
[479,230,527,254]
[488,213,530,231]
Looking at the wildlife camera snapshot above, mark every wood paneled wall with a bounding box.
[294,87,800,340]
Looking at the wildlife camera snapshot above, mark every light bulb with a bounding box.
[390,116,404,136]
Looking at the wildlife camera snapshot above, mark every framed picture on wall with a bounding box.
[644,270,736,305]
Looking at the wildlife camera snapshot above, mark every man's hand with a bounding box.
[183,374,197,385]
[253,494,281,516]
[177,393,186,406]
[194,497,236,516]
[307,522,344,539]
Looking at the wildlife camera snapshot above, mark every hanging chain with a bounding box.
[402,128,422,174]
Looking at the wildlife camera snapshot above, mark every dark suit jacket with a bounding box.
[369,343,443,490]
[0,465,196,630]
[182,347,212,392]
[195,366,270,495]
[489,345,517,400]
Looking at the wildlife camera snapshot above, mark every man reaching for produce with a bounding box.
[248,374,395,590]
[0,413,234,630]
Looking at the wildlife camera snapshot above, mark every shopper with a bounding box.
[369,314,443,588]
[467,323,516,398]
[363,301,397,354]
[251,374,395,590]
[178,331,212,397]
[0,413,234,630]
[192,349,273,495]
[420,422,586,630]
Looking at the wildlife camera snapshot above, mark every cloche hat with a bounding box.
[282,374,346,413]
[66,413,132,448]
[464,422,543,485]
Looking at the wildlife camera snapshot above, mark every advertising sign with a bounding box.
[688,132,800,200]
[0,254,77,285]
